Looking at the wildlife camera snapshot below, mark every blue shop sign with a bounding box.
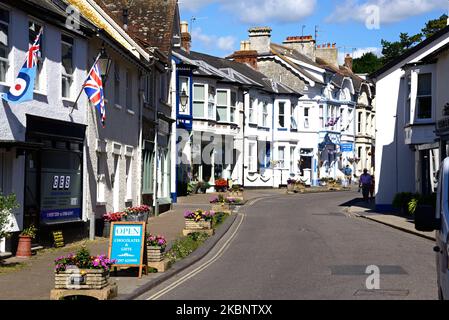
[340,143,354,152]
[109,222,146,267]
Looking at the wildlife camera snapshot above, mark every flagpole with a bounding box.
[69,52,102,115]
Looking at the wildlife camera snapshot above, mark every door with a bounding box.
[23,151,40,232]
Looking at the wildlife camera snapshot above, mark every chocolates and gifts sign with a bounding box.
[108,222,147,277]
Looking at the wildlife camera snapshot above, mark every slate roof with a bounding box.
[97,0,178,56]
[177,50,301,96]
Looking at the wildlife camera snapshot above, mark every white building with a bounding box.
[371,25,449,211]
[0,0,92,253]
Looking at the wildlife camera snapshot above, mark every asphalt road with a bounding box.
[139,191,437,300]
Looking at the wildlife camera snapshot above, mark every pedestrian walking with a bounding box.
[344,165,352,185]
[359,169,373,203]
[369,174,375,201]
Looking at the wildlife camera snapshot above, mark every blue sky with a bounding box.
[179,0,449,62]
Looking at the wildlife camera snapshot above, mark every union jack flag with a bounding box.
[83,62,106,127]
[25,28,43,69]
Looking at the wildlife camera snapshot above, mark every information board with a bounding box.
[108,222,147,277]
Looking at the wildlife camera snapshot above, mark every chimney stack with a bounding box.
[180,21,191,53]
[248,27,272,54]
[344,54,353,71]
[282,35,316,61]
[227,40,258,70]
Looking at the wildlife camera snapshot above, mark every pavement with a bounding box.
[0,187,436,300]
[345,198,436,241]
[0,188,285,300]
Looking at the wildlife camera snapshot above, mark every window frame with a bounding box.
[0,6,10,85]
[61,33,74,99]
[416,72,432,121]
[29,19,45,93]
[193,83,206,119]
[278,146,285,169]
[216,88,229,123]
[262,101,269,127]
[278,101,286,129]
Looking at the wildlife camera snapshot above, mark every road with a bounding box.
[138,191,437,300]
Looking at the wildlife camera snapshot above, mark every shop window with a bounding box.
[193,84,205,118]
[61,34,74,99]
[29,21,44,92]
[0,8,9,83]
[416,73,432,120]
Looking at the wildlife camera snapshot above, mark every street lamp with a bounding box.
[98,45,112,84]
[179,89,189,112]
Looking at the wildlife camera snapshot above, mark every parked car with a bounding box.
[415,157,449,300]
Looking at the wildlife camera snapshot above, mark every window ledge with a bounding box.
[114,104,123,110]
[61,97,76,103]
[127,109,135,115]
[33,90,47,97]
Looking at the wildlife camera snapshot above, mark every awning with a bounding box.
[0,140,44,150]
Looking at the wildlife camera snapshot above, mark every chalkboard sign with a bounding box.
[52,231,65,248]
[108,222,147,277]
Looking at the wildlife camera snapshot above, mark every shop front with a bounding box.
[24,115,86,246]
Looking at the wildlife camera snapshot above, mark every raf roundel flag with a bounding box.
[1,28,42,104]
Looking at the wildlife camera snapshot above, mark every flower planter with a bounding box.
[211,203,231,212]
[103,221,111,238]
[147,246,164,263]
[184,219,212,230]
[123,211,149,222]
[16,235,32,258]
[54,268,110,290]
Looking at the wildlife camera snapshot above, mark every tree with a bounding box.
[379,14,448,67]
[422,14,448,38]
[352,52,383,74]
[381,32,423,65]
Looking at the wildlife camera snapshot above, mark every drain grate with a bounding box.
[330,265,408,276]
[354,289,409,297]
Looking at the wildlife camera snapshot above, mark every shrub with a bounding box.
[0,194,19,239]
[407,193,437,215]
[392,192,415,212]
[165,232,209,263]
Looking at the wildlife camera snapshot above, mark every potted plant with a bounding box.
[122,205,151,222]
[54,246,116,290]
[16,224,37,258]
[102,212,124,237]
[146,234,167,263]
[214,178,228,192]
[287,178,296,193]
[184,209,215,230]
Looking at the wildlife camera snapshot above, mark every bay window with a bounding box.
[193,84,205,118]
[262,102,269,127]
[416,73,432,120]
[230,91,237,123]
[216,89,228,122]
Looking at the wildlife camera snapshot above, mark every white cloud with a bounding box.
[338,47,382,64]
[191,28,237,53]
[221,0,316,24]
[181,0,317,24]
[327,0,447,25]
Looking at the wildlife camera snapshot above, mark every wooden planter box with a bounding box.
[184,219,212,230]
[147,246,164,262]
[211,203,231,212]
[55,268,110,290]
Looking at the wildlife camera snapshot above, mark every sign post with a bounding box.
[108,222,147,278]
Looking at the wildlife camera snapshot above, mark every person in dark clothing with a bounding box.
[359,169,373,202]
